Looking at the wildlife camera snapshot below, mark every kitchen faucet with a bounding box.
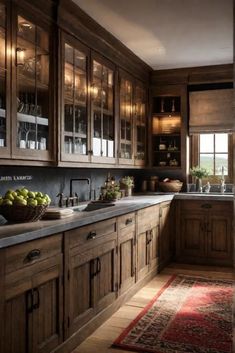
[70,178,91,201]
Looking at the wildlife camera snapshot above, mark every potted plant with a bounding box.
[120,176,134,197]
[190,166,209,192]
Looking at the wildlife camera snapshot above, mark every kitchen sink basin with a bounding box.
[72,202,115,212]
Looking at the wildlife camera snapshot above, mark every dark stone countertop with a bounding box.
[0,193,233,249]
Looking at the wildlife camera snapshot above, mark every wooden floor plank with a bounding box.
[72,263,234,353]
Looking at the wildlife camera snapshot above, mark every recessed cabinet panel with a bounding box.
[134,84,146,166]
[16,15,50,156]
[61,36,89,163]
[119,77,133,162]
[91,57,115,163]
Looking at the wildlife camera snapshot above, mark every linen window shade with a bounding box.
[189,88,234,133]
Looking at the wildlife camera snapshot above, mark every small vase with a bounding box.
[125,187,132,197]
[196,178,202,192]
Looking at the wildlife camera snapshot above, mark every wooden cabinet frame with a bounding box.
[11,2,56,163]
[59,31,91,164]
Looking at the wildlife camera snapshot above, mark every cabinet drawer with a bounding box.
[118,212,136,234]
[180,200,233,213]
[67,218,117,249]
[5,234,62,274]
[137,205,159,232]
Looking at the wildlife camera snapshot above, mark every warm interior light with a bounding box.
[91,85,99,99]
[16,48,26,66]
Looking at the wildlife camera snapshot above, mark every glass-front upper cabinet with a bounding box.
[133,83,147,166]
[91,55,115,163]
[61,34,89,163]
[0,2,10,157]
[13,13,53,161]
[119,72,133,165]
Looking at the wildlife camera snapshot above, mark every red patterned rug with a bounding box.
[113,275,233,353]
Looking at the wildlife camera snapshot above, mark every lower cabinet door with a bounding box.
[136,230,149,281]
[149,225,159,271]
[68,247,96,336]
[207,212,233,264]
[118,230,136,295]
[159,202,171,268]
[4,290,31,353]
[94,236,118,313]
[4,255,63,353]
[180,212,206,259]
[32,256,63,353]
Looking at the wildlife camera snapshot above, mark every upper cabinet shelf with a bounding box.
[152,96,181,115]
[151,96,182,169]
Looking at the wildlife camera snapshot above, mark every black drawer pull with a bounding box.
[33,288,40,310]
[201,203,212,209]
[125,218,133,225]
[27,249,41,261]
[87,231,97,240]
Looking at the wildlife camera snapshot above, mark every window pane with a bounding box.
[215,133,228,153]
[200,134,214,153]
[200,154,213,174]
[215,154,228,176]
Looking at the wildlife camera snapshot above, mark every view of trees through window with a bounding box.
[199,133,228,176]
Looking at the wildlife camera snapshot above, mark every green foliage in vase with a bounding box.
[120,176,134,188]
[190,166,209,179]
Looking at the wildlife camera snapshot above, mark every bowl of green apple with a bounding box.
[0,188,51,223]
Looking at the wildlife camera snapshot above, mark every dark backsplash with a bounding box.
[0,166,186,206]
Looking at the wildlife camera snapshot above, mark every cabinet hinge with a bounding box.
[67,269,70,281]
[159,208,162,218]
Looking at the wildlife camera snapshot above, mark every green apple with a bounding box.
[36,192,44,198]
[13,198,27,206]
[44,194,51,204]
[28,191,36,198]
[36,197,46,205]
[27,198,38,206]
[5,192,15,201]
[19,188,29,198]
[12,191,18,198]
[3,199,13,206]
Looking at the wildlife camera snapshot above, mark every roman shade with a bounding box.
[189,88,234,133]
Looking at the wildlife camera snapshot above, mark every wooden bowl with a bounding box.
[158,181,183,193]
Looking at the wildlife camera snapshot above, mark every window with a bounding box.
[191,133,233,181]
[199,133,228,176]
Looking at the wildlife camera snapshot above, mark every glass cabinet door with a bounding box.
[15,15,50,157]
[0,2,9,155]
[134,84,146,165]
[62,37,89,162]
[91,58,115,162]
[119,76,133,163]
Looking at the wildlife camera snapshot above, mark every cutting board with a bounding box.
[43,207,74,219]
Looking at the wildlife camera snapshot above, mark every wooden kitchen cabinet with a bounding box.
[176,200,233,266]
[117,212,136,295]
[65,218,118,338]
[11,3,56,163]
[136,205,159,281]
[60,32,90,163]
[2,234,63,353]
[118,70,147,167]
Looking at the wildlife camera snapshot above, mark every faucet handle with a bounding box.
[56,193,64,208]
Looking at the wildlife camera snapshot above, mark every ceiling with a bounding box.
[72,0,233,70]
